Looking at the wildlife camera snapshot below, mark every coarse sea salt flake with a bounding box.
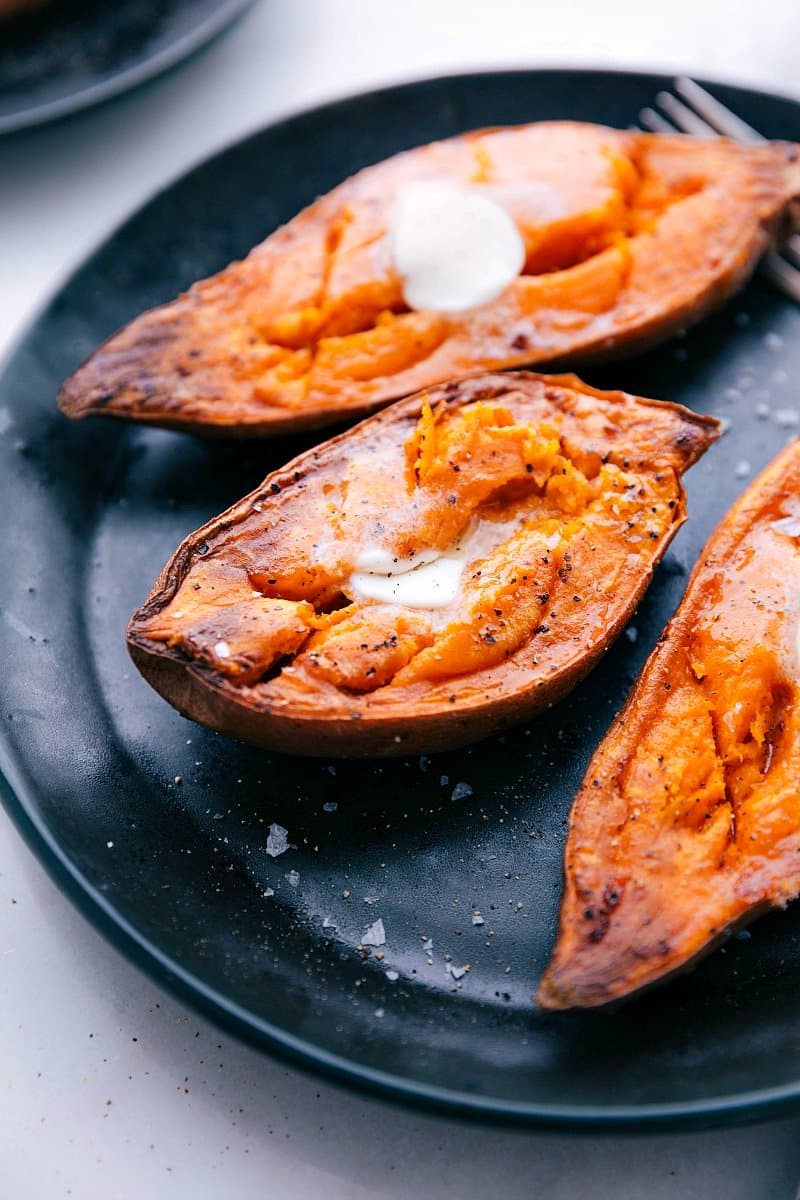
[266,823,291,857]
[214,640,231,658]
[362,918,386,947]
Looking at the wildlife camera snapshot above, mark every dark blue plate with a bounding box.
[3,69,800,1128]
[0,0,254,135]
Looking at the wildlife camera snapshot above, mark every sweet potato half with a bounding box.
[127,372,717,757]
[538,439,800,1010]
[60,123,800,438]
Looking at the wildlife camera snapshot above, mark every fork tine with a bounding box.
[781,238,800,271]
[638,85,800,307]
[674,77,764,145]
[672,77,800,269]
[638,106,677,135]
[761,252,800,305]
[655,92,717,139]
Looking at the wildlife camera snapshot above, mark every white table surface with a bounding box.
[3,2,800,1196]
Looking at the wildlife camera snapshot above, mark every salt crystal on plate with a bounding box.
[421,937,433,953]
[472,912,485,926]
[446,963,469,980]
[385,969,399,981]
[263,887,275,898]
[774,408,800,428]
[362,918,386,947]
[285,869,300,888]
[323,801,338,813]
[266,823,291,857]
[734,460,751,479]
[363,895,380,905]
[451,781,473,802]
[322,916,336,928]
[625,625,638,644]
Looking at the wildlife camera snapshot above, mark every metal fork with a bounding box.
[638,76,800,304]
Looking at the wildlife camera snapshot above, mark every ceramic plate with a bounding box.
[0,0,253,135]
[3,70,800,1127]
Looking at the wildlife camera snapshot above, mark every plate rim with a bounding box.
[4,64,800,1129]
[0,0,255,137]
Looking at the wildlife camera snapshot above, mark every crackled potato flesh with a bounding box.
[60,123,800,436]
[126,372,717,756]
[538,440,800,1010]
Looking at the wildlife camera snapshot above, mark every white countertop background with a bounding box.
[3,2,800,1195]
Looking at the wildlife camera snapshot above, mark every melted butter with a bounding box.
[390,182,525,313]
[349,555,464,609]
[346,517,545,612]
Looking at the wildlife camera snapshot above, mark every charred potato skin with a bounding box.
[127,372,718,758]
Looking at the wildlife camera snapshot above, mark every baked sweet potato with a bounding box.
[126,372,717,756]
[538,439,800,1010]
[60,123,800,437]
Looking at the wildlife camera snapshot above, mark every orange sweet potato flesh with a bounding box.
[59,123,800,438]
[538,439,800,1010]
[126,372,717,756]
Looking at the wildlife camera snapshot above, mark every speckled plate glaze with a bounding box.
[3,70,800,1129]
[0,0,253,136]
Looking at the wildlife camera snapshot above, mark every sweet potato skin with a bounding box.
[59,123,800,438]
[126,371,718,757]
[538,439,800,1010]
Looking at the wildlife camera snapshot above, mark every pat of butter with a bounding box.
[349,552,463,609]
[390,182,525,313]
[348,518,532,611]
